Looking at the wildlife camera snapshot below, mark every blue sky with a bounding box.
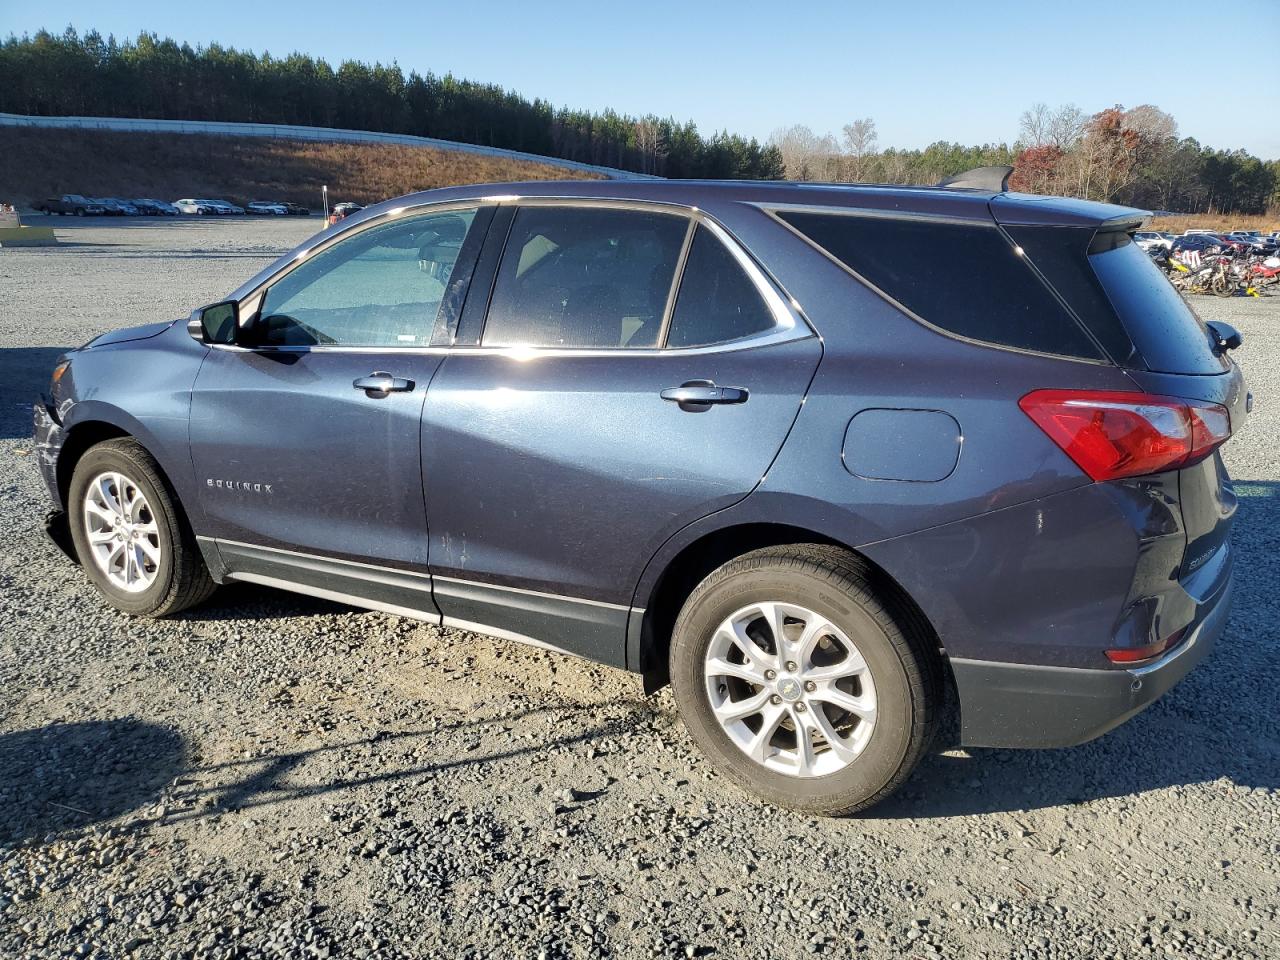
[3,0,1277,159]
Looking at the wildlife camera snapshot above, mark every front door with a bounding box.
[190,205,489,605]
[422,204,822,662]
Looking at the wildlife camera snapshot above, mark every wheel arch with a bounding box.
[55,420,133,508]
[630,521,948,699]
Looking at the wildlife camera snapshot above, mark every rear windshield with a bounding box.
[777,211,1103,360]
[1088,235,1226,375]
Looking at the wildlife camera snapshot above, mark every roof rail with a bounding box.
[936,165,1013,192]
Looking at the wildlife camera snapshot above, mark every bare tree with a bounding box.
[1122,104,1177,143]
[769,124,831,180]
[841,118,878,181]
[1018,102,1051,146]
[633,119,664,176]
[1046,104,1087,149]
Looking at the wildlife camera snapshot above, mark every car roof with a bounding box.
[344,179,1144,231]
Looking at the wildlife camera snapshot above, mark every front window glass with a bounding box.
[482,206,686,349]
[254,208,477,347]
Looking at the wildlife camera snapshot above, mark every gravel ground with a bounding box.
[1,219,1277,960]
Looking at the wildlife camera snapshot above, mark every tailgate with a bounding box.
[1126,364,1248,599]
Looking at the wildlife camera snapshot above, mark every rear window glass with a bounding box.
[1087,236,1227,375]
[778,211,1102,359]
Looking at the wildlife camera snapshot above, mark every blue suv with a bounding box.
[34,170,1246,814]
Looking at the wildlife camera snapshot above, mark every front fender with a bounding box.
[50,322,208,521]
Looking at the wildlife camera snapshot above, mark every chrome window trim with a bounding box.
[221,195,814,359]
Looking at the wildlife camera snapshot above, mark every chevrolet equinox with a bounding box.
[34,169,1246,815]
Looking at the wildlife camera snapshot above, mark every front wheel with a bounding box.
[669,545,939,816]
[67,438,216,616]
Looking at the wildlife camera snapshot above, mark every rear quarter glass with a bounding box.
[775,210,1103,360]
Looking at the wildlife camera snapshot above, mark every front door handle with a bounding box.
[353,371,415,395]
[660,380,750,412]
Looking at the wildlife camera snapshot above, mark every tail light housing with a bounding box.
[1019,389,1231,482]
[1106,627,1187,664]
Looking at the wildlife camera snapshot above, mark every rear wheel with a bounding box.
[68,438,216,616]
[669,545,938,816]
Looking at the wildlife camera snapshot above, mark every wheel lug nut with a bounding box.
[785,661,797,673]
[804,680,816,692]
[795,702,807,712]
[769,694,782,705]
[764,669,776,681]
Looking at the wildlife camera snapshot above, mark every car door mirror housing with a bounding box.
[1206,320,1242,354]
[187,301,239,345]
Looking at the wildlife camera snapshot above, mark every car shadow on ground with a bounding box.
[165,701,649,822]
[0,703,646,845]
[0,719,188,845]
[875,478,1280,819]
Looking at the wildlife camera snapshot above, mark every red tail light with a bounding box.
[1019,389,1231,482]
[1106,627,1187,664]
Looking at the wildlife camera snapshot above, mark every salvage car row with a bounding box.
[32,194,311,216]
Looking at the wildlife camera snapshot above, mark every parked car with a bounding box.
[282,202,311,216]
[94,198,141,216]
[1227,232,1277,254]
[1133,231,1172,251]
[328,202,363,225]
[33,175,1245,815]
[1170,234,1224,257]
[132,199,179,216]
[194,200,242,216]
[33,194,107,216]
[174,199,215,215]
[247,201,289,216]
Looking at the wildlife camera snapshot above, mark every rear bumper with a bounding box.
[952,567,1233,748]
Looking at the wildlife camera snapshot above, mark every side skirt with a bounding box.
[202,537,633,669]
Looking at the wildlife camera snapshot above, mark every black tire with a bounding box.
[669,545,939,816]
[67,438,216,617]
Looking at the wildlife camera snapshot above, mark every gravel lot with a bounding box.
[1,219,1277,960]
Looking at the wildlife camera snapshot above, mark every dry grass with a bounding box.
[1148,213,1280,234]
[1,128,602,209]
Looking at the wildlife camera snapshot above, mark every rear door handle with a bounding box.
[353,371,415,395]
[661,380,749,411]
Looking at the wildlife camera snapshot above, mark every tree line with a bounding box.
[770,105,1278,215]
[3,28,1276,212]
[0,28,785,180]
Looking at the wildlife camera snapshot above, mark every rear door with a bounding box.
[422,202,821,663]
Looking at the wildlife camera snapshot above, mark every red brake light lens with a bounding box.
[1019,389,1231,482]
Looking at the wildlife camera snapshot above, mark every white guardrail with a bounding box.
[0,112,656,180]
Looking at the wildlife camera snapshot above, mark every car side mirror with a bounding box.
[1206,320,1242,354]
[187,301,239,345]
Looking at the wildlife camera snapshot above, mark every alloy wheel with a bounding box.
[704,601,877,778]
[82,471,161,592]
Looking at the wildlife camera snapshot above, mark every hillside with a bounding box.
[1,127,601,211]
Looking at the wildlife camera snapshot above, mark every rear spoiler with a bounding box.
[937,165,1013,192]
